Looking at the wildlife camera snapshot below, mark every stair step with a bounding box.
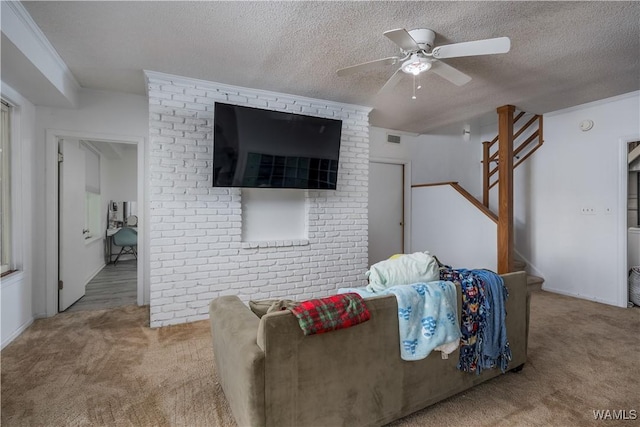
[514,260,527,271]
[527,275,544,292]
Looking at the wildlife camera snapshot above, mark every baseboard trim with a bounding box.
[514,249,545,278]
[1,316,34,350]
[84,263,106,286]
[541,286,623,308]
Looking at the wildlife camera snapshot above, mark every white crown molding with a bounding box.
[545,90,640,118]
[143,70,372,114]
[4,1,81,91]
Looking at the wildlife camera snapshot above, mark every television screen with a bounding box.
[213,102,343,189]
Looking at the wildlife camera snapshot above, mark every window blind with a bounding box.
[1,101,12,273]
[81,142,101,194]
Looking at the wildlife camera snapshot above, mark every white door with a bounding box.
[369,162,404,266]
[59,138,86,311]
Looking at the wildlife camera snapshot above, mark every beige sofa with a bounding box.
[209,271,529,427]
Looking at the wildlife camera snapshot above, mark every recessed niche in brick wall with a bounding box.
[241,188,307,244]
[145,71,372,327]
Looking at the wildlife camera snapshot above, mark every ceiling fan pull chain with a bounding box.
[412,74,417,99]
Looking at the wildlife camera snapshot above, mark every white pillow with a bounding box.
[365,251,440,292]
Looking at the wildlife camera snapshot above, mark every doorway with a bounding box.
[368,160,411,266]
[58,138,139,312]
[45,130,145,317]
[625,140,640,308]
[618,135,640,308]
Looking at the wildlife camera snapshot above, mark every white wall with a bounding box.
[241,189,306,242]
[101,145,138,205]
[147,71,371,327]
[482,92,640,306]
[34,89,148,315]
[1,82,36,349]
[369,124,483,260]
[370,124,482,198]
[411,185,497,271]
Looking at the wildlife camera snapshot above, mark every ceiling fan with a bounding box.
[337,28,511,97]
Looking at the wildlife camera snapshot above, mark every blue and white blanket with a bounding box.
[339,281,461,361]
[440,267,512,374]
[473,269,511,372]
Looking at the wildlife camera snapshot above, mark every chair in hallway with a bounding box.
[112,227,137,266]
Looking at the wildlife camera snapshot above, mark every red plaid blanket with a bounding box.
[290,293,371,336]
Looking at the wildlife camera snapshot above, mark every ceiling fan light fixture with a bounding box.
[401,54,431,76]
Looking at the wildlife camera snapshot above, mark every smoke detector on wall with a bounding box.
[580,119,594,132]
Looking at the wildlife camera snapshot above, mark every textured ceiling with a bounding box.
[21,1,640,133]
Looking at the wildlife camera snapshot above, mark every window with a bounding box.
[85,192,101,239]
[1,101,12,274]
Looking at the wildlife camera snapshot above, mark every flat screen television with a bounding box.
[212,102,343,189]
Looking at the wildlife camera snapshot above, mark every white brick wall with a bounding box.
[145,71,371,327]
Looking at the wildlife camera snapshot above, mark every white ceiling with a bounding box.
[21,1,640,133]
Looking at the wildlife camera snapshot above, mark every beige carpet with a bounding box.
[2,291,639,426]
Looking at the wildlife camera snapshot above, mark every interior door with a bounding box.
[59,138,86,311]
[368,161,404,266]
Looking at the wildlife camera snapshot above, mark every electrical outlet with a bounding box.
[581,207,596,215]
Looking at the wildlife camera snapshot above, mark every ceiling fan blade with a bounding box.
[336,57,399,77]
[376,68,404,95]
[430,61,472,86]
[383,28,420,51]
[432,37,511,59]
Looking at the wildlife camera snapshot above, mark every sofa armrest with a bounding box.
[500,271,529,366]
[209,296,265,427]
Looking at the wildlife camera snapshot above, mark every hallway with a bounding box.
[66,260,136,312]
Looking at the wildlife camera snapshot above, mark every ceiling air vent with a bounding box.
[387,134,401,144]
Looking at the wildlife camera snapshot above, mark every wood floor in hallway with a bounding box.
[66,260,137,312]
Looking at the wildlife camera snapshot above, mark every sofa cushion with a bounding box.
[249,299,299,318]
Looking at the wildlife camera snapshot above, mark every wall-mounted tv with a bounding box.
[213,102,343,189]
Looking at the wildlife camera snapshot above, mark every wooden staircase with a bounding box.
[482,105,544,285]
[513,259,545,293]
[410,105,545,288]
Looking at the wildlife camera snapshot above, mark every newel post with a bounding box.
[497,105,515,274]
